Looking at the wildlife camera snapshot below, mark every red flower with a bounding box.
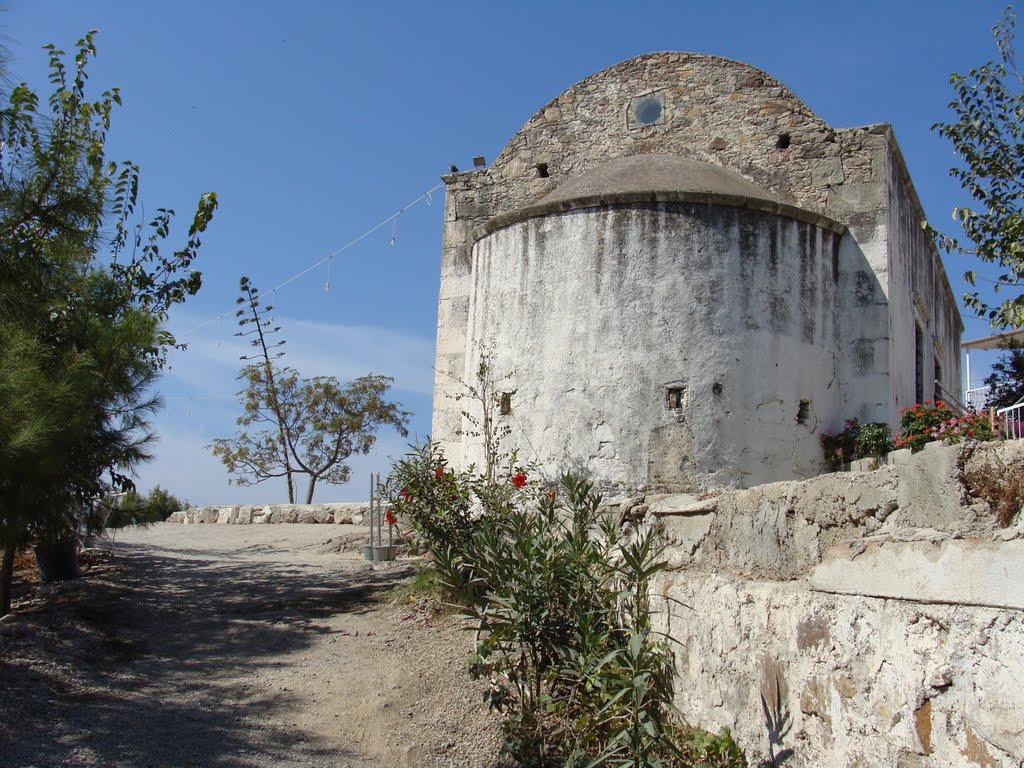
[399,486,411,501]
[547,489,555,501]
[385,509,397,526]
[511,472,528,489]
[435,465,445,478]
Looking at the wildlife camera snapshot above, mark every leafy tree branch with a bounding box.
[932,5,1024,328]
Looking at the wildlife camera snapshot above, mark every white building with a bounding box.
[433,53,962,493]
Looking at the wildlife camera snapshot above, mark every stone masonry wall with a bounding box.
[629,440,1024,767]
[165,501,372,526]
[434,52,961,472]
[164,442,1023,765]
[432,52,893,464]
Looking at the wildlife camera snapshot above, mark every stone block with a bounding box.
[660,512,713,558]
[811,537,1024,610]
[312,508,333,524]
[886,448,913,465]
[252,507,272,524]
[295,507,319,524]
[850,457,879,472]
[647,493,717,515]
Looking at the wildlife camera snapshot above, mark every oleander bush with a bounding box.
[385,441,747,768]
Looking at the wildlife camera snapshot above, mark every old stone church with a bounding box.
[432,52,962,492]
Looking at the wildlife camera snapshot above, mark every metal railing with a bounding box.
[965,385,991,412]
[935,380,970,415]
[997,397,1024,440]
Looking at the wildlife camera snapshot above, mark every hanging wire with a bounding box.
[325,257,332,292]
[179,181,444,341]
[390,212,400,246]
[217,315,223,347]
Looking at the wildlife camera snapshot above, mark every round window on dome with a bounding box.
[631,93,665,127]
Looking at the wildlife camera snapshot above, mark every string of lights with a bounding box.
[177,181,445,341]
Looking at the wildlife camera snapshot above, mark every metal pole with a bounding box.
[368,473,374,547]
[376,473,382,547]
[965,349,972,404]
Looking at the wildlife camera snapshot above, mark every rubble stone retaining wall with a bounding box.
[165,501,372,526]
[165,441,1023,766]
[632,440,1023,767]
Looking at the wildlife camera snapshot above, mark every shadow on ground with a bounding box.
[0,537,414,768]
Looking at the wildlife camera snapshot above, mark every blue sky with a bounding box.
[5,0,1016,504]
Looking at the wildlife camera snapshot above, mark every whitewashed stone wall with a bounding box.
[433,51,963,493]
[635,441,1024,767]
[465,204,844,491]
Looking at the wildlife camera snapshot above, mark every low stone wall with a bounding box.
[630,440,1024,767]
[165,501,372,526]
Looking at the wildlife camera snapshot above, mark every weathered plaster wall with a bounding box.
[433,51,964,490]
[632,441,1024,767]
[885,140,964,412]
[432,52,893,463]
[465,203,844,492]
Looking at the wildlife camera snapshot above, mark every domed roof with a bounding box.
[540,154,779,206]
[475,153,844,240]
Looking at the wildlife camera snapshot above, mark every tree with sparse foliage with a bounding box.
[226,276,297,501]
[212,368,411,503]
[211,279,410,503]
[0,33,217,614]
[933,5,1024,329]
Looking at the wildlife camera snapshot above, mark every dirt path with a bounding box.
[0,524,504,768]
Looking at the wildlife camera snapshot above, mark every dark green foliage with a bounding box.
[984,342,1024,409]
[821,419,893,471]
[96,485,188,529]
[666,724,747,768]
[384,441,485,552]
[854,422,895,460]
[386,443,747,768]
[0,32,216,613]
[932,6,1024,329]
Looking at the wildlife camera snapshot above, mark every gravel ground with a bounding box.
[0,524,505,768]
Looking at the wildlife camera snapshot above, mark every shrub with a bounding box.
[895,401,958,451]
[962,449,1024,527]
[931,411,995,445]
[895,401,995,451]
[92,485,189,530]
[855,421,894,459]
[821,419,893,471]
[385,442,748,768]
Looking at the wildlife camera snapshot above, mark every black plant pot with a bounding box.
[34,540,79,582]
